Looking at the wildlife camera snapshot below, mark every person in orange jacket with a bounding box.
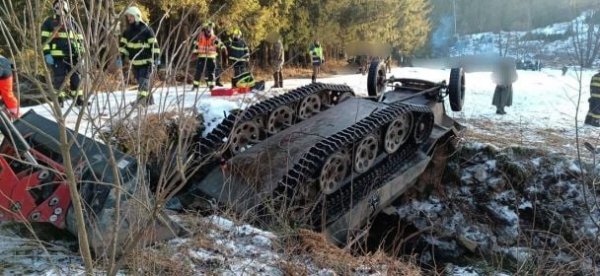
[0,55,19,118]
[192,21,227,90]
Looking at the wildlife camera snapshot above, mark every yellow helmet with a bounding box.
[231,28,242,38]
[202,21,215,30]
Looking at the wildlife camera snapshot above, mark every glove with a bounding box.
[115,57,123,68]
[44,54,54,65]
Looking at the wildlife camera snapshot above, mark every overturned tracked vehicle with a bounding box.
[181,60,465,244]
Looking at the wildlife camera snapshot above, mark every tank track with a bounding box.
[196,82,354,159]
[274,101,434,227]
[184,83,355,192]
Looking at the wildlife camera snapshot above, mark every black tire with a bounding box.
[367,59,387,97]
[448,67,465,112]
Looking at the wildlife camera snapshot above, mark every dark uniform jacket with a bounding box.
[119,22,160,67]
[227,38,250,63]
[41,15,84,58]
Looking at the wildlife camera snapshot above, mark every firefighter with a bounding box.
[192,22,226,90]
[41,0,84,107]
[271,38,284,88]
[0,55,19,118]
[585,71,600,127]
[117,6,160,106]
[308,40,324,83]
[227,28,255,89]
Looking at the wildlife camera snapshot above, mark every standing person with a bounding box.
[118,6,160,106]
[385,55,392,73]
[41,0,85,107]
[227,28,255,89]
[213,22,225,87]
[271,38,284,88]
[192,22,226,90]
[308,40,324,83]
[492,60,518,115]
[0,55,19,118]
[585,71,600,127]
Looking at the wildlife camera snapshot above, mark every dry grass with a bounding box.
[462,118,599,160]
[105,110,201,157]
[281,229,421,276]
[125,248,193,275]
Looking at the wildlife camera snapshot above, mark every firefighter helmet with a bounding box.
[231,28,242,38]
[124,6,143,23]
[202,21,215,30]
[53,0,69,14]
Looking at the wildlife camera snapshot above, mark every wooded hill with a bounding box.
[429,0,599,34]
[2,0,432,66]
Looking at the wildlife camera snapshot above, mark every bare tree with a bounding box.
[0,1,216,274]
[570,10,600,68]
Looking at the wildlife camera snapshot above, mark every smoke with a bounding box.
[430,15,454,57]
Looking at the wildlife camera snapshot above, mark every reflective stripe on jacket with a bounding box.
[195,34,223,59]
[227,38,249,62]
[119,22,160,67]
[41,15,84,58]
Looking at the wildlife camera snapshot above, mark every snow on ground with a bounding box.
[23,65,599,152]
[0,215,404,275]
[6,60,599,274]
[451,11,593,60]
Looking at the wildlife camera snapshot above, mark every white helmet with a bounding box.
[53,0,69,14]
[124,6,143,23]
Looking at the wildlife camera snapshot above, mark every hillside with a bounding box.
[442,11,599,68]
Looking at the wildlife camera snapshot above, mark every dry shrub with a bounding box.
[278,260,309,276]
[125,248,192,275]
[291,229,420,275]
[107,109,202,158]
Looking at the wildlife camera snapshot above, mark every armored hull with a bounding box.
[182,63,464,244]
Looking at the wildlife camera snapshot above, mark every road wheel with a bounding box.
[367,59,387,97]
[448,67,465,111]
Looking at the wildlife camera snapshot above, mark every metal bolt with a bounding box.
[30,212,41,221]
[49,197,59,206]
[49,215,57,222]
[10,202,21,212]
[38,170,50,180]
[54,208,62,215]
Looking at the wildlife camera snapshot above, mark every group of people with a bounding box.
[41,1,161,106]
[0,1,335,115]
[1,0,291,113]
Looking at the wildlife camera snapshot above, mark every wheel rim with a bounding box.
[298,94,321,120]
[413,115,429,144]
[319,151,350,195]
[266,105,294,134]
[337,92,353,103]
[384,113,412,154]
[377,69,386,93]
[230,121,261,154]
[320,91,332,108]
[354,134,379,173]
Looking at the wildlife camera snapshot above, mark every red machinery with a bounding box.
[0,109,183,256]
